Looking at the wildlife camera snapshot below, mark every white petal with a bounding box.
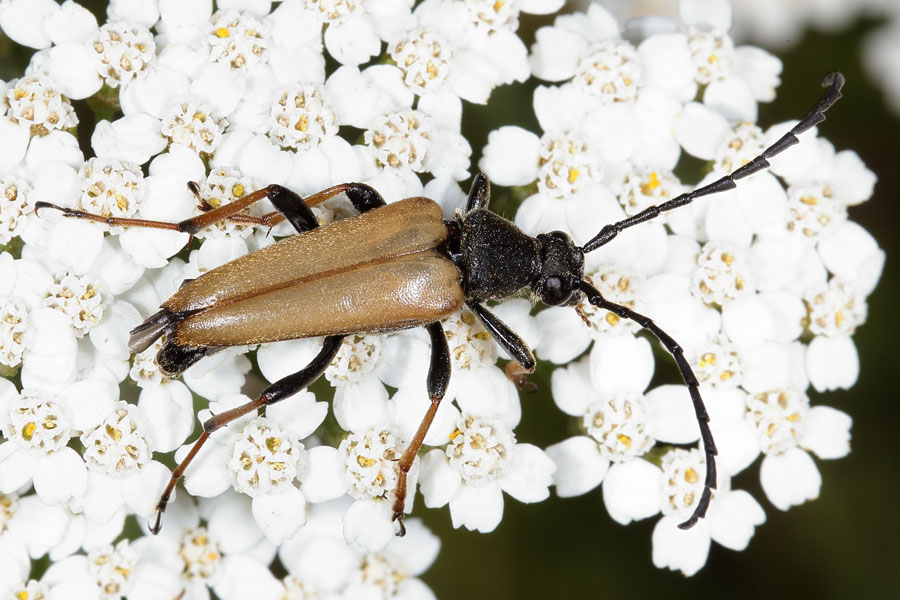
[181,440,232,498]
[392,385,458,447]
[449,482,504,533]
[651,514,712,576]
[33,447,86,505]
[704,77,757,123]
[333,378,390,433]
[758,290,805,342]
[830,150,876,206]
[500,443,555,503]
[477,126,541,186]
[721,295,775,350]
[40,43,103,100]
[300,446,349,503]
[535,306,592,364]
[9,495,69,558]
[0,120,30,174]
[545,436,608,497]
[343,498,396,551]
[818,222,885,296]
[759,448,821,511]
[122,460,171,518]
[419,449,460,509]
[675,102,730,160]
[741,341,804,394]
[644,384,700,444]
[602,459,662,524]
[454,367,521,427]
[533,84,587,134]
[801,405,852,460]
[806,335,859,393]
[0,0,57,48]
[138,381,195,453]
[252,488,307,544]
[324,15,380,66]
[91,114,167,165]
[589,334,654,396]
[529,25,585,82]
[0,445,35,493]
[708,490,765,551]
[47,219,103,275]
[204,493,261,554]
[213,555,284,600]
[680,0,732,31]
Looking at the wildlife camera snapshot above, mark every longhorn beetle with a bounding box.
[35,72,845,536]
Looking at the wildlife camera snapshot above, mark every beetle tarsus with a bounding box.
[505,361,538,392]
[149,507,164,535]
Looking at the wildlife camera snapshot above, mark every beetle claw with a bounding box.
[391,509,407,537]
[505,361,538,393]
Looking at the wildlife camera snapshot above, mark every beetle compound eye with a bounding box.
[542,276,572,306]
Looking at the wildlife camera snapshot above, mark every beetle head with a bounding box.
[534,231,585,306]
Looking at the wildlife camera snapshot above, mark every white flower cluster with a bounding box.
[479,0,882,577]
[0,0,883,596]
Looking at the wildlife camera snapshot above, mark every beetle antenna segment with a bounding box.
[578,281,717,529]
[581,72,845,254]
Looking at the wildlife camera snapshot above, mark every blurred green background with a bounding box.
[1,2,897,598]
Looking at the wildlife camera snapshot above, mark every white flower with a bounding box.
[305,0,415,67]
[4,75,78,136]
[175,391,334,544]
[0,384,86,506]
[160,97,229,155]
[74,401,171,523]
[0,176,32,246]
[748,388,851,511]
[206,9,271,70]
[130,492,280,600]
[419,409,554,533]
[650,448,765,576]
[93,20,157,88]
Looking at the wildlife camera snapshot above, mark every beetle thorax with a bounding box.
[457,209,541,302]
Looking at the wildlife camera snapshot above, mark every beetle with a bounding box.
[35,72,844,536]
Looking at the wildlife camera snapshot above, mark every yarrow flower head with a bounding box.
[0,0,884,588]
[4,76,78,135]
[93,21,156,88]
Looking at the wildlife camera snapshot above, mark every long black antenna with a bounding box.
[579,281,716,529]
[582,72,845,254]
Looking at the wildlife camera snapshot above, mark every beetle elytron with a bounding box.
[36,72,845,535]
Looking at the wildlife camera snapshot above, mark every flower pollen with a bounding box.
[573,40,641,104]
[227,419,304,496]
[582,395,653,461]
[446,414,514,484]
[340,427,402,500]
[4,391,70,455]
[81,404,150,475]
[537,132,599,198]
[746,388,808,455]
[390,29,452,94]
[365,110,432,172]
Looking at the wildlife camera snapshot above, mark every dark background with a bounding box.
[1,3,897,598]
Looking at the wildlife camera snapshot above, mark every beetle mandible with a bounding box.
[35,72,845,536]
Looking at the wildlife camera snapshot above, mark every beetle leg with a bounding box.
[391,322,451,536]
[466,302,536,372]
[464,173,491,212]
[149,335,345,535]
[302,182,386,214]
[579,281,717,530]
